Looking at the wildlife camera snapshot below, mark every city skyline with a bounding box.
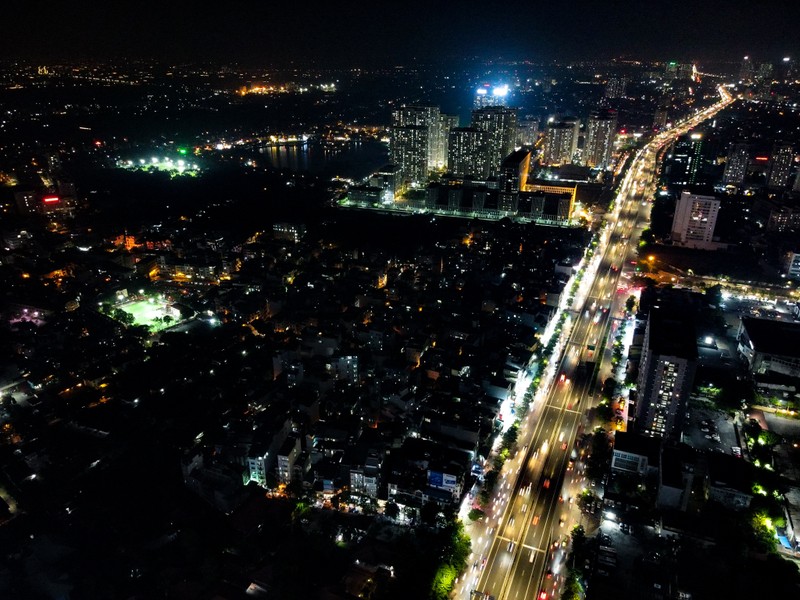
[3,1,800,66]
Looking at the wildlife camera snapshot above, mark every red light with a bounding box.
[755,156,769,162]
[42,196,60,204]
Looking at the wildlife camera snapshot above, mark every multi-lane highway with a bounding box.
[459,87,735,600]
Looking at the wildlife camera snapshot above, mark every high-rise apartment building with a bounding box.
[390,124,429,187]
[666,133,704,185]
[543,118,579,166]
[635,308,697,439]
[723,142,750,187]
[471,107,518,177]
[517,119,539,147]
[653,105,669,130]
[670,191,720,249]
[583,109,617,169]
[739,56,754,83]
[604,77,628,99]
[498,148,531,211]
[768,143,794,189]
[390,105,445,186]
[447,127,488,178]
[439,114,459,170]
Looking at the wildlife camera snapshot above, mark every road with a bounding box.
[458,87,735,600]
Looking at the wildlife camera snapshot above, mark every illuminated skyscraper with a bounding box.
[739,56,754,83]
[583,109,617,169]
[471,107,518,177]
[542,118,579,166]
[723,142,750,187]
[474,84,510,108]
[666,132,704,185]
[768,143,794,189]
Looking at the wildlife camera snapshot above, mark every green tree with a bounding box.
[468,508,485,521]
[706,284,723,307]
[625,295,637,313]
[385,501,400,520]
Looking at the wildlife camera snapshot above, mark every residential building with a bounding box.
[471,107,519,177]
[543,118,579,166]
[390,105,444,186]
[786,251,800,279]
[447,127,488,178]
[670,191,720,249]
[737,317,800,378]
[706,453,753,510]
[768,143,794,189]
[498,148,531,212]
[277,436,301,484]
[517,119,539,147]
[583,109,617,169]
[604,77,628,99]
[611,432,661,476]
[635,308,698,439]
[722,143,750,187]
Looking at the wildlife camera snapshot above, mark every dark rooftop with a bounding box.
[646,307,698,360]
[613,431,661,463]
[740,317,800,360]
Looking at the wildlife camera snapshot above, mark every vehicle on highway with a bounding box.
[543,478,551,489]
[532,515,540,525]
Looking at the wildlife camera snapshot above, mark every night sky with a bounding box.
[4,0,800,65]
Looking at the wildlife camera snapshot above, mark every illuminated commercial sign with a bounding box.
[42,196,60,204]
[754,156,770,162]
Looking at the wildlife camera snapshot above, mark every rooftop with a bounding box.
[740,317,800,359]
[646,307,698,360]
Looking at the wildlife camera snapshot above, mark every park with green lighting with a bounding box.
[117,154,201,178]
[100,294,182,332]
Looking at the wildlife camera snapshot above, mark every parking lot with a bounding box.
[587,515,671,598]
[683,405,740,456]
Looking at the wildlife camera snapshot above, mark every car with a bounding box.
[532,515,540,526]
[559,372,566,383]
[558,495,564,503]
[561,441,568,451]
[539,590,548,600]
[558,517,565,527]
[546,568,553,579]
[543,478,551,489]
[507,541,515,552]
